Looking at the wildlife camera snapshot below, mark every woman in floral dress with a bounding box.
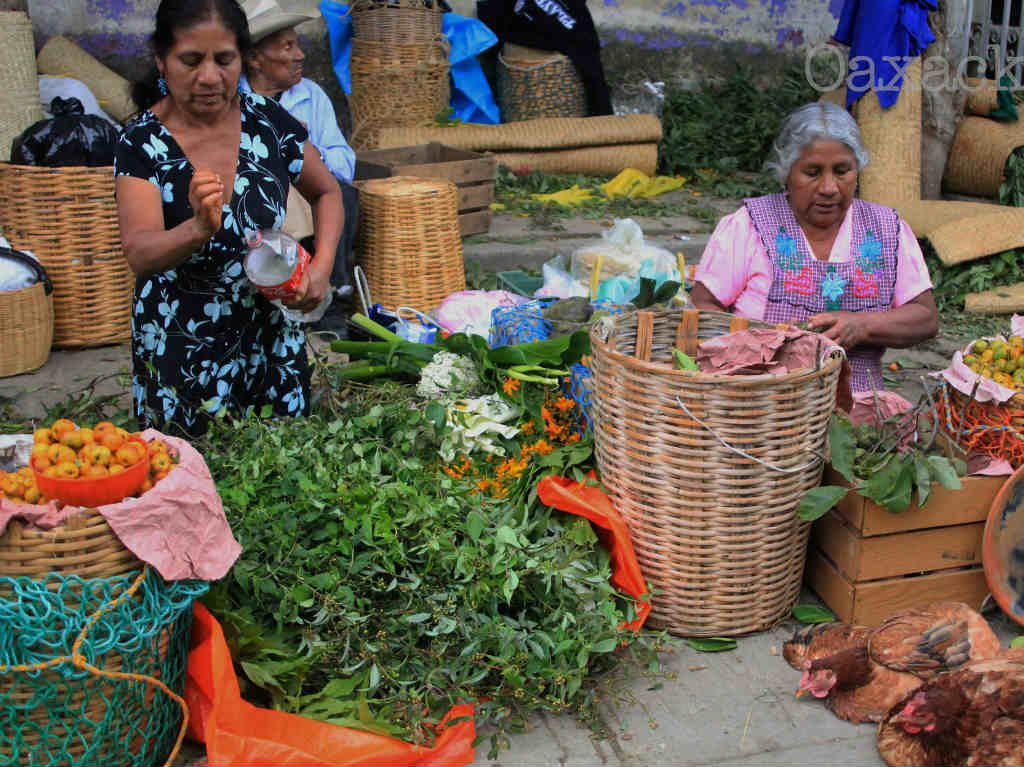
[690,102,938,407]
[114,0,343,437]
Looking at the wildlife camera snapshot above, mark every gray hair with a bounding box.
[765,102,869,184]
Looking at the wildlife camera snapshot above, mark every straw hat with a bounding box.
[240,0,318,44]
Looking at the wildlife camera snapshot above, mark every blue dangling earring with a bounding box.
[157,77,168,96]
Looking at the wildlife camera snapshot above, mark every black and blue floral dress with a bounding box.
[114,92,311,437]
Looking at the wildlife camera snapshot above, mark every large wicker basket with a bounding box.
[350,0,443,44]
[0,509,198,766]
[0,248,53,377]
[0,164,133,348]
[497,45,587,123]
[356,175,465,313]
[589,309,842,637]
[348,39,451,151]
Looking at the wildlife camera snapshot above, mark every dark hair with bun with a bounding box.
[131,0,251,111]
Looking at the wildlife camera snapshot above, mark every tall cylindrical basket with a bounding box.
[357,175,465,313]
[589,309,842,636]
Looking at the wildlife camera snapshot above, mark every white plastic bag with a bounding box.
[0,235,42,292]
[535,255,589,299]
[570,218,679,303]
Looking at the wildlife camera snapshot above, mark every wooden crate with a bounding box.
[804,468,1007,625]
[354,143,496,237]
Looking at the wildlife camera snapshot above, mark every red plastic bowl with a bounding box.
[983,464,1024,627]
[32,436,149,507]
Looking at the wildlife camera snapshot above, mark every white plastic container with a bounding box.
[244,229,331,323]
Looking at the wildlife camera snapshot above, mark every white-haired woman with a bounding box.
[691,102,937,395]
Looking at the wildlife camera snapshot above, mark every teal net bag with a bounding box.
[0,567,208,767]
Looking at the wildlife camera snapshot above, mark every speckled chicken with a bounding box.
[876,647,1024,766]
[782,602,1003,724]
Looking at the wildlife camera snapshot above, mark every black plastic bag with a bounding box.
[10,97,120,168]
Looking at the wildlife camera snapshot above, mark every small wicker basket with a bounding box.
[356,175,465,313]
[497,45,587,123]
[0,164,133,348]
[350,0,443,45]
[589,309,842,637]
[0,247,53,377]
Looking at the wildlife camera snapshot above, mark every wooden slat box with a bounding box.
[354,143,497,237]
[805,467,1007,625]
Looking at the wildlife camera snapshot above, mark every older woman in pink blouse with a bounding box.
[691,102,937,396]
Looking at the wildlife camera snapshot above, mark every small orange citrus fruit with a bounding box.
[55,461,80,479]
[33,428,54,445]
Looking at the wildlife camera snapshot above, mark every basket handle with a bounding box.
[0,246,52,295]
[635,311,653,361]
[677,308,699,357]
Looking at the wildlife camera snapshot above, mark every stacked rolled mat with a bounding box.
[374,113,662,176]
[851,58,1024,311]
[347,0,450,151]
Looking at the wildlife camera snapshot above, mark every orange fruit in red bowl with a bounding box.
[32,435,149,507]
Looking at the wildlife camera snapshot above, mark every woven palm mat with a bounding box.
[375,113,662,152]
[965,77,1000,116]
[855,58,922,205]
[36,36,136,122]
[493,144,657,176]
[0,12,44,163]
[964,280,1024,313]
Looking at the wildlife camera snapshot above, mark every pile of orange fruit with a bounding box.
[963,336,1024,390]
[0,419,178,506]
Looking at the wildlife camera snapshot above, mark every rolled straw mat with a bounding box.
[0,12,45,163]
[375,114,662,152]
[965,78,1000,117]
[856,57,922,205]
[894,198,1024,266]
[965,281,1024,313]
[493,144,658,176]
[36,36,135,122]
[943,116,1024,198]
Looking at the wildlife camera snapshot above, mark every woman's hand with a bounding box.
[806,310,870,349]
[189,169,224,239]
[281,262,331,314]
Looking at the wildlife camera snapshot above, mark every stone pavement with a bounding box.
[4,204,1023,767]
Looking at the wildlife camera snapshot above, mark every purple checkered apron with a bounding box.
[745,194,900,392]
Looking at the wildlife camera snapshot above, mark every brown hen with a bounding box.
[783,602,1002,724]
[876,648,1024,767]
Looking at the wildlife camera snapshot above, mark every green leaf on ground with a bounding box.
[687,637,738,652]
[792,605,834,624]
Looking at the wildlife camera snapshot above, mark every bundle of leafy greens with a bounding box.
[798,403,966,520]
[200,395,657,757]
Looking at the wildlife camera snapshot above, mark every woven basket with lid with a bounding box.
[589,309,842,637]
[0,164,133,348]
[350,0,443,44]
[356,175,465,313]
[497,45,587,123]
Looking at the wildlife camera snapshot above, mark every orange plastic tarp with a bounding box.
[184,476,648,765]
[185,603,476,767]
[537,475,651,631]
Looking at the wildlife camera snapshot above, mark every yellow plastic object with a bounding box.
[601,168,686,199]
[589,254,604,299]
[530,184,597,206]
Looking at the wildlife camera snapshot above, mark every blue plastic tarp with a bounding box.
[319,2,500,124]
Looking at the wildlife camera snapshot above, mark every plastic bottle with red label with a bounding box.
[243,229,331,324]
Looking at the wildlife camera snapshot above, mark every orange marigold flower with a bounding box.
[476,479,490,492]
[532,439,554,455]
[503,377,521,394]
[520,420,536,435]
[545,421,564,436]
[555,397,575,413]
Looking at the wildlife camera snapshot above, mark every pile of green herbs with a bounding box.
[199,395,657,755]
[925,244,1024,313]
[658,61,820,178]
[798,400,966,520]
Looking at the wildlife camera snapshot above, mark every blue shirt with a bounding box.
[240,74,355,184]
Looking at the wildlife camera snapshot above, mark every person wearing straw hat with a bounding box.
[239,0,358,332]
[690,102,938,406]
[115,0,344,437]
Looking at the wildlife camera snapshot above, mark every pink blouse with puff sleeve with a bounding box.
[694,204,933,318]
